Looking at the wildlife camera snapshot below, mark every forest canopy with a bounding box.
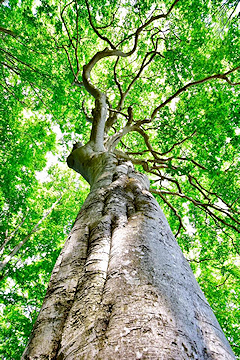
[0,0,239,358]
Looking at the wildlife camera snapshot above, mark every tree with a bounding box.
[0,0,239,358]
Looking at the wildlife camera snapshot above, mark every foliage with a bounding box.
[0,0,239,358]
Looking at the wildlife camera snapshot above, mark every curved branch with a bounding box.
[82,48,125,97]
[82,48,158,99]
[84,0,179,76]
[113,57,123,97]
[95,11,116,30]
[105,124,134,151]
[85,0,116,49]
[105,51,160,132]
[116,0,180,52]
[60,0,75,48]
[150,66,240,120]
[216,274,231,288]
[81,0,181,153]
[177,157,207,171]
[81,0,180,148]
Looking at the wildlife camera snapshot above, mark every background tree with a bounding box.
[0,0,239,358]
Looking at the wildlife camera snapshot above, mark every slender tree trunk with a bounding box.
[22,152,235,360]
[0,196,62,273]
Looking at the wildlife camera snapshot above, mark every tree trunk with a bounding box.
[22,152,235,360]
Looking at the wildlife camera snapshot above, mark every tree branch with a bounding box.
[105,52,160,132]
[177,157,208,171]
[151,189,240,233]
[150,66,240,120]
[0,195,62,274]
[152,190,185,237]
[2,61,20,75]
[0,214,27,254]
[62,44,76,79]
[85,0,116,49]
[81,0,180,148]
[159,131,197,156]
[216,274,231,288]
[60,0,75,48]
[187,257,214,263]
[0,82,26,105]
[0,26,16,37]
[116,0,180,53]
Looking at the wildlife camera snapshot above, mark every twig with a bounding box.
[159,131,197,156]
[153,190,185,237]
[216,274,231,288]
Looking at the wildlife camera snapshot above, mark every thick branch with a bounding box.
[89,95,107,151]
[105,124,135,151]
[82,48,139,149]
[85,0,179,53]
[82,0,181,97]
[82,48,137,98]
[81,0,180,147]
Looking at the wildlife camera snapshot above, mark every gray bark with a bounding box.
[22,152,235,360]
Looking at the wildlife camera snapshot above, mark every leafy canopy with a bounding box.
[0,0,239,358]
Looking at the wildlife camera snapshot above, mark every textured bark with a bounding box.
[22,152,235,360]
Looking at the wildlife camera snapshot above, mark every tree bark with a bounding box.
[22,152,235,360]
